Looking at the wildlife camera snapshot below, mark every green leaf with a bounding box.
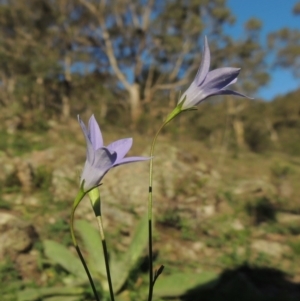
[153,271,218,297]
[111,213,148,292]
[43,240,85,279]
[17,286,84,301]
[44,296,81,301]
[75,219,106,277]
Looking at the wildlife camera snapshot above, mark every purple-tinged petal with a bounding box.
[107,138,133,161]
[217,89,251,98]
[78,115,94,163]
[226,77,238,86]
[113,156,151,167]
[93,147,117,168]
[88,115,103,150]
[194,36,210,86]
[80,160,107,191]
[78,115,89,138]
[178,81,199,106]
[198,88,249,99]
[202,68,241,90]
[180,84,206,108]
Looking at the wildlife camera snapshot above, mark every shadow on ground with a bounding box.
[182,264,300,301]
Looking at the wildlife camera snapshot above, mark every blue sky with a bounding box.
[226,0,300,100]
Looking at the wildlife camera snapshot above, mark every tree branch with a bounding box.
[133,0,155,79]
[142,0,155,30]
[143,64,155,103]
[129,3,140,28]
[78,0,131,90]
[168,40,192,81]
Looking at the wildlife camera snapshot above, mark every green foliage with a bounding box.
[270,162,292,179]
[110,213,148,292]
[153,271,218,297]
[18,286,84,301]
[39,215,148,299]
[0,0,273,129]
[268,26,300,77]
[289,240,300,255]
[33,166,52,191]
[0,196,12,209]
[244,123,271,153]
[39,216,220,300]
[75,220,106,278]
[3,170,21,193]
[0,131,50,156]
[46,219,73,246]
[43,240,86,280]
[0,258,22,300]
[157,208,181,229]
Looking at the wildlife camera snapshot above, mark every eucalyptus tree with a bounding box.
[0,0,269,130]
[0,0,79,121]
[268,1,300,78]
[73,0,236,126]
[209,18,270,150]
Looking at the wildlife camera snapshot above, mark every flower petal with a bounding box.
[180,82,206,109]
[88,115,103,150]
[202,68,241,91]
[194,36,210,86]
[80,159,107,191]
[93,147,117,169]
[80,147,117,190]
[196,88,249,100]
[107,138,133,162]
[78,115,94,163]
[113,156,150,167]
[217,89,251,98]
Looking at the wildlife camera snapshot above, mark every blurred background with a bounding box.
[0,0,300,300]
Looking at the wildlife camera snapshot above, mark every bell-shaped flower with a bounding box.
[178,36,249,110]
[78,115,149,191]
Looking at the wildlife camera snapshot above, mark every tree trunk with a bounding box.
[62,55,71,120]
[61,95,70,119]
[232,118,246,149]
[128,83,142,128]
[265,118,279,143]
[227,97,247,150]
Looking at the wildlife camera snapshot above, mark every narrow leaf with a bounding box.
[111,213,148,292]
[43,240,85,279]
[18,286,84,301]
[75,219,106,277]
[153,271,218,297]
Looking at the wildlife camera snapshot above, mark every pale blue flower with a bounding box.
[178,36,249,110]
[78,115,149,191]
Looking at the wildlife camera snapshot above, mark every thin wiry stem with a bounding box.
[147,122,166,301]
[97,215,115,301]
[70,191,100,301]
[75,245,100,301]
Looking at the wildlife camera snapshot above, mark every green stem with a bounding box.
[70,190,100,301]
[75,245,100,301]
[97,215,115,301]
[147,122,166,301]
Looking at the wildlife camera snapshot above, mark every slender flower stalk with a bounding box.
[147,36,250,301]
[147,122,166,301]
[70,188,100,301]
[89,187,115,301]
[96,215,115,301]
